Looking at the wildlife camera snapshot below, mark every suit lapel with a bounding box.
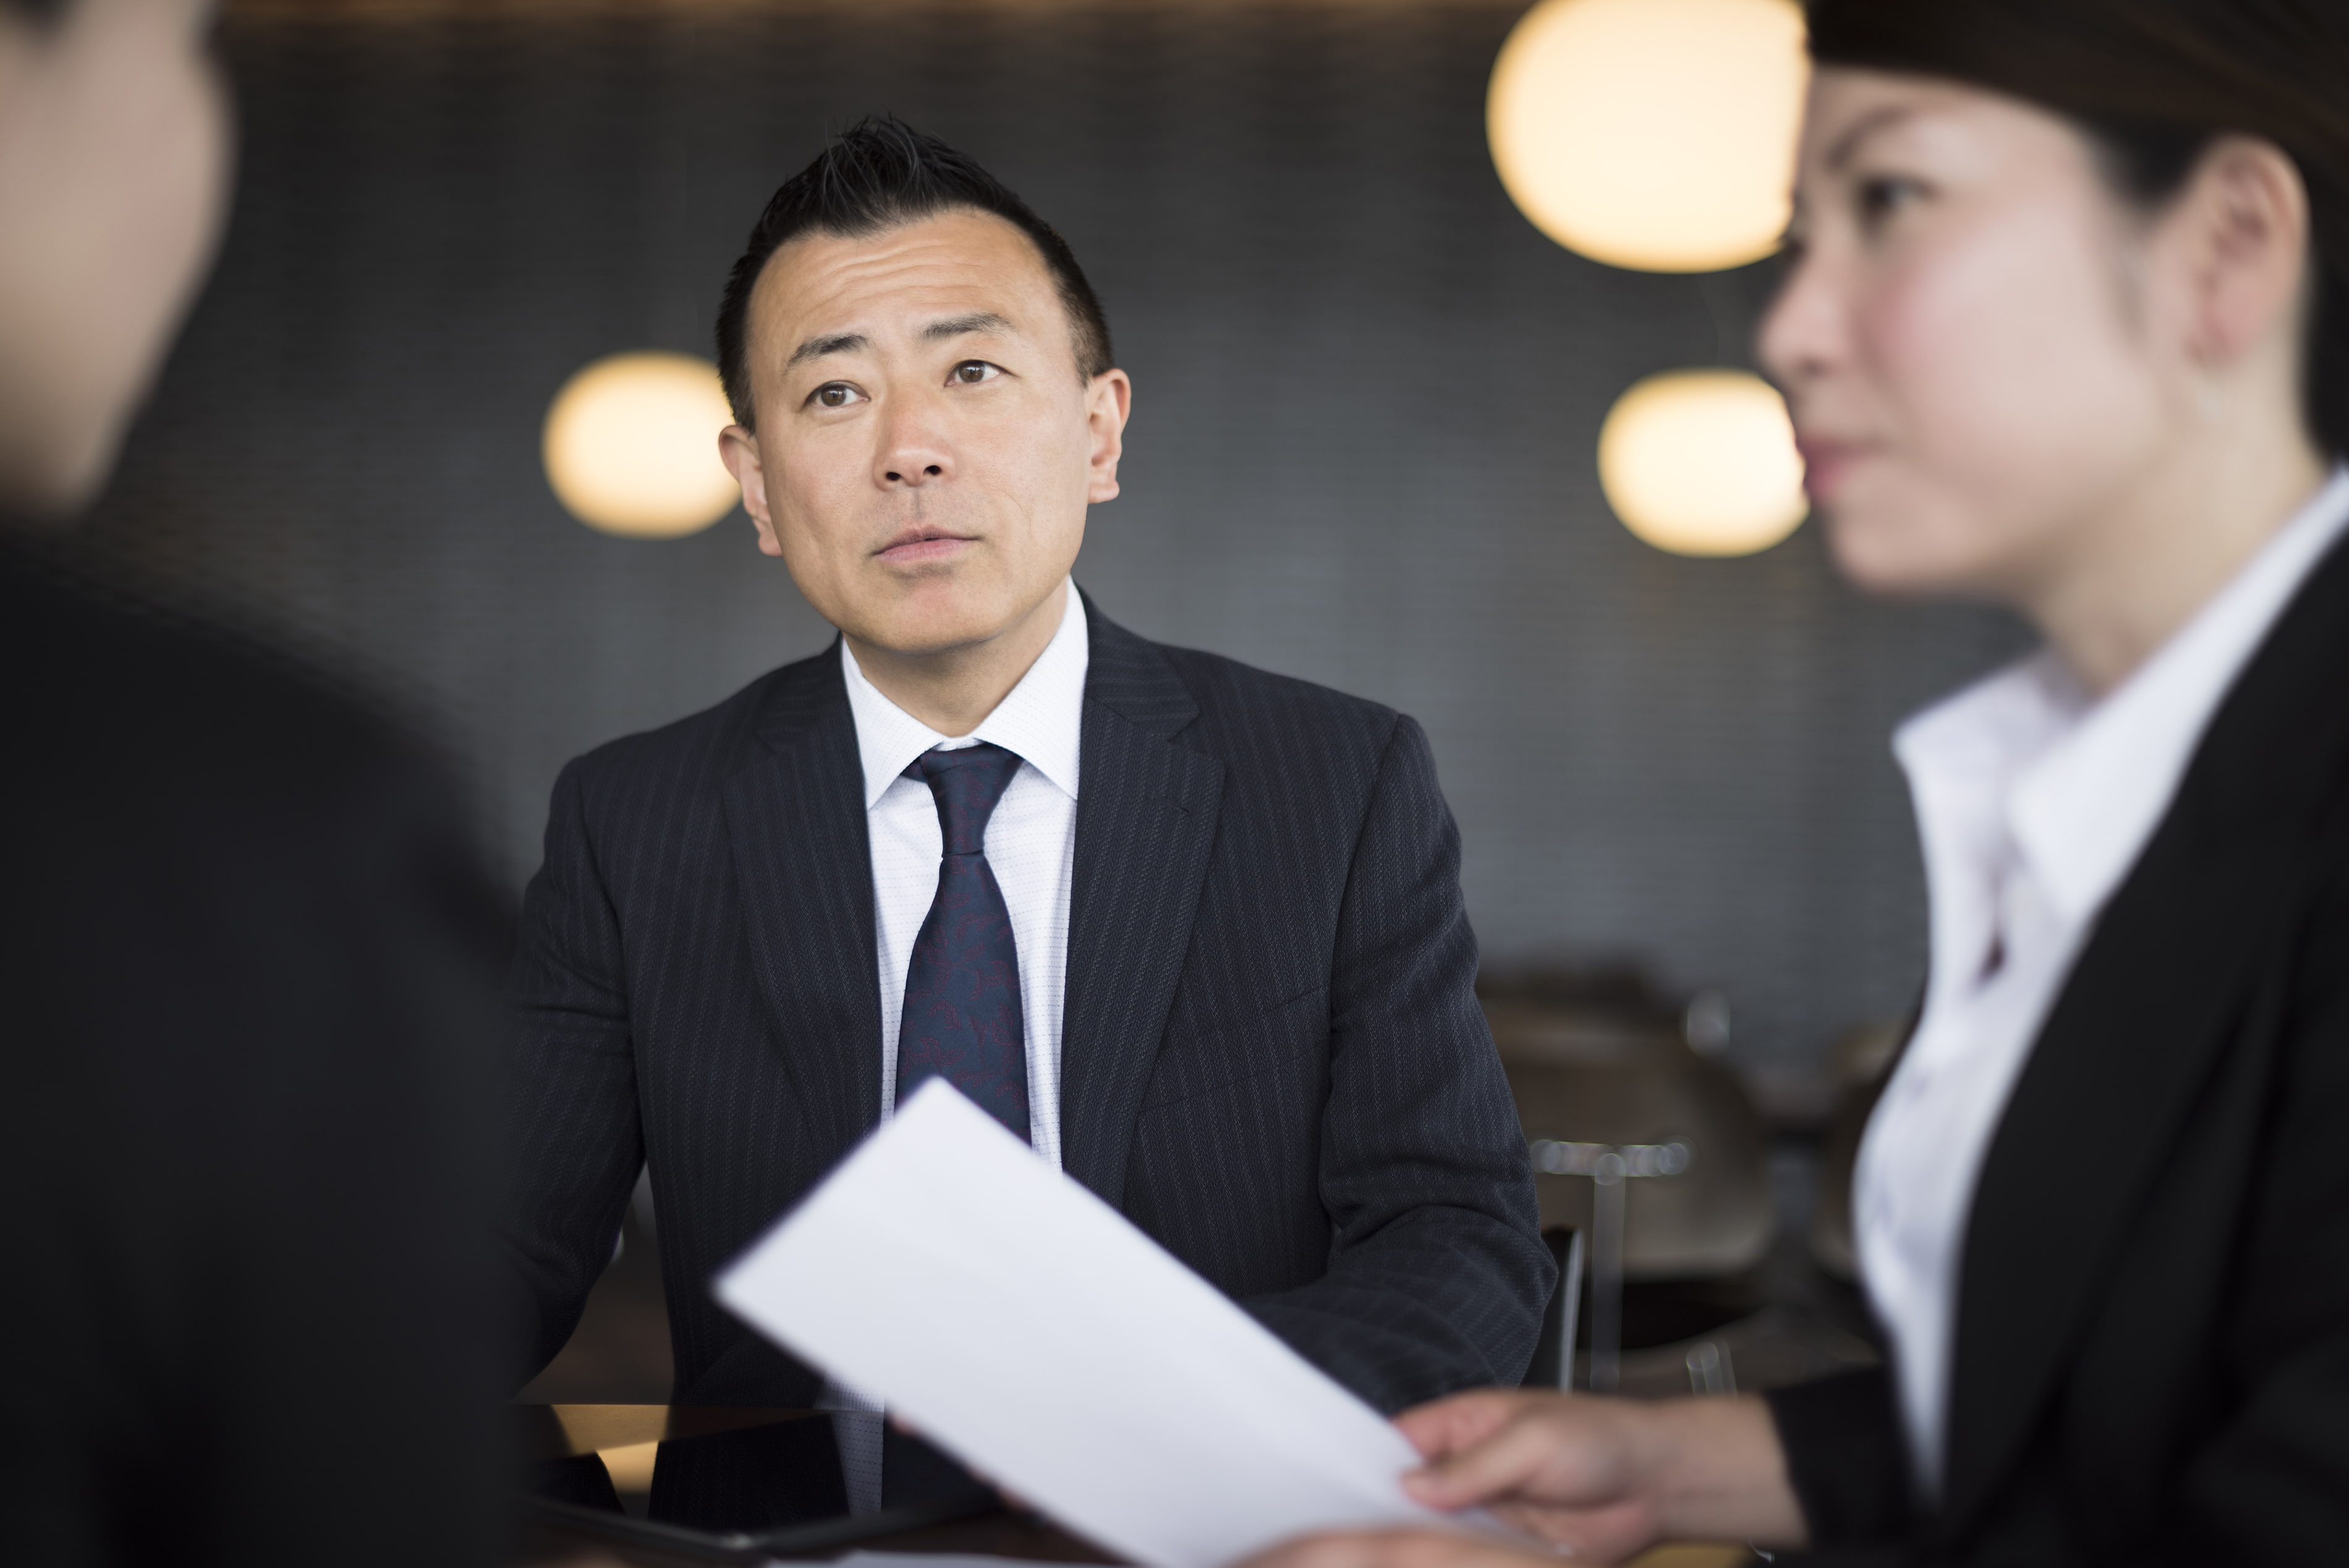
[1938,836,2297,1532]
[723,639,883,1165]
[1940,530,2349,1535]
[1059,600,1226,1208]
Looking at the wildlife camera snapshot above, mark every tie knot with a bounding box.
[907,741,1024,856]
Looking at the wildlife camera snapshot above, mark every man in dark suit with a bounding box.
[505,116,1550,1430]
[0,1,511,1562]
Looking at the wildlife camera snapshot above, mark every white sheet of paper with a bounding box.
[716,1079,1463,1568]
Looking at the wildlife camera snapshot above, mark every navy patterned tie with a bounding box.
[895,742,1030,1141]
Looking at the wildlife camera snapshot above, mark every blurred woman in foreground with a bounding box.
[1252,1,2349,1562]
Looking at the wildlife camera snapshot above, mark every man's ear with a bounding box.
[2173,135,2311,370]
[719,425,784,557]
[1085,369,1132,506]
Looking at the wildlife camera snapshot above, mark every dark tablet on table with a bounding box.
[525,1408,996,1561]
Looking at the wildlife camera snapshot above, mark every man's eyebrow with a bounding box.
[786,331,868,370]
[1824,104,1916,173]
[922,311,1015,342]
[783,314,1013,369]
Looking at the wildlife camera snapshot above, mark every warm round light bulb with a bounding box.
[1488,0,1807,273]
[1598,368,1807,556]
[543,351,741,538]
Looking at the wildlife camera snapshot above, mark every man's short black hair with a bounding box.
[715,114,1114,428]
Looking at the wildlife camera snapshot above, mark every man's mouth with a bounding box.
[875,526,976,565]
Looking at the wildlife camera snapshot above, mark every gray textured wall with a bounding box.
[75,1,2027,1080]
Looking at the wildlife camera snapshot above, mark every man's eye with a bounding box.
[810,383,863,409]
[951,361,1001,386]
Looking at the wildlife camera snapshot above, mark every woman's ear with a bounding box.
[2168,135,2312,371]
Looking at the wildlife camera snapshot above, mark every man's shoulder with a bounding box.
[1105,619,1406,758]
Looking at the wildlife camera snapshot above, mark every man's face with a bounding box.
[721,208,1130,658]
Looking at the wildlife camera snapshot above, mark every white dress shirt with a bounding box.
[1858,467,2349,1493]
[841,581,1087,1168]
[823,582,1088,1500]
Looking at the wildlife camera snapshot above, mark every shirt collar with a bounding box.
[1897,464,2349,932]
[2008,467,2349,920]
[839,582,1089,810]
[1893,648,2086,1002]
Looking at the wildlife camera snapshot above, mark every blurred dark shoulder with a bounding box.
[0,535,509,946]
[4,535,439,808]
[0,538,516,1567]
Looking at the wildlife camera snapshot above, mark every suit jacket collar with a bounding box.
[726,638,884,1168]
[1940,523,2349,1537]
[1059,591,1227,1206]
[720,597,1228,1207]
[1077,588,1205,737]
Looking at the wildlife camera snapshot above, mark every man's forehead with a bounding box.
[752,210,1052,352]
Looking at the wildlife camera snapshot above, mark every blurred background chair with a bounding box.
[1524,1226,1586,1391]
[1485,965,1773,1377]
[1484,965,1885,1399]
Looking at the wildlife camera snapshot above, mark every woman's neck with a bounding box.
[2021,417,2330,698]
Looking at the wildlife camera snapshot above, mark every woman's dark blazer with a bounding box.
[1767,526,2349,1566]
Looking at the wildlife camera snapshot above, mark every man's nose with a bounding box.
[877,394,953,488]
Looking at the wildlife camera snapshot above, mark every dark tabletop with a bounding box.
[514,1404,1116,1567]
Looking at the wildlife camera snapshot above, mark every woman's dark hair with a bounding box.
[1807,0,2349,458]
[715,114,1113,428]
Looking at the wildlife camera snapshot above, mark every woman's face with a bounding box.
[0,0,231,517]
[1759,69,2186,601]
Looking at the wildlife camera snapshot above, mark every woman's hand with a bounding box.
[1390,1388,1673,1561]
[1241,1389,1807,1568]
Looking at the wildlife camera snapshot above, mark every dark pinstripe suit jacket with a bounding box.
[506,594,1551,1413]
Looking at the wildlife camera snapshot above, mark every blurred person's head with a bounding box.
[1762,0,2348,688]
[715,115,1129,674]
[0,0,230,521]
